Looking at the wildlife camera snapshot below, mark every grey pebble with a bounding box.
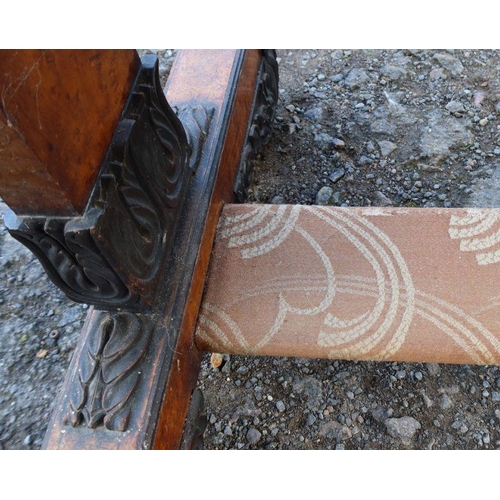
[315,186,333,206]
[314,132,336,148]
[304,107,323,121]
[385,416,421,442]
[332,138,346,149]
[426,363,441,376]
[381,65,407,80]
[246,428,262,445]
[276,400,286,412]
[446,101,466,116]
[440,395,454,410]
[429,68,446,80]
[293,376,323,410]
[306,414,317,426]
[318,421,352,441]
[345,68,370,89]
[271,195,286,204]
[372,191,393,207]
[434,53,464,75]
[329,168,345,183]
[371,406,389,422]
[378,140,397,157]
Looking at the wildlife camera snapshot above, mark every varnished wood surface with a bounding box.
[41,50,264,449]
[197,204,500,366]
[153,49,262,449]
[0,50,140,215]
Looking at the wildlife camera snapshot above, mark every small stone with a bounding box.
[381,65,407,80]
[440,395,454,410]
[329,168,345,183]
[332,138,346,149]
[285,104,295,112]
[246,428,262,445]
[373,191,393,207]
[271,195,285,204]
[345,68,370,89]
[371,407,389,422]
[319,421,352,441]
[422,394,433,408]
[378,140,397,157]
[385,416,421,443]
[479,118,489,126]
[224,425,233,436]
[429,68,446,80]
[315,186,333,206]
[346,391,355,400]
[304,107,323,121]
[446,101,466,116]
[293,376,323,410]
[314,132,336,149]
[415,371,423,381]
[492,391,500,402]
[426,363,441,376]
[275,400,286,412]
[306,414,317,426]
[434,53,464,75]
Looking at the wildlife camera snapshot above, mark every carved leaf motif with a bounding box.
[5,213,131,308]
[177,105,216,172]
[67,311,153,432]
[234,50,279,202]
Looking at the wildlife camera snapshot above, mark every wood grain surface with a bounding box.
[0,50,140,215]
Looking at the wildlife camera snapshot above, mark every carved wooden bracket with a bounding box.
[4,55,213,311]
[30,50,277,449]
[235,50,279,201]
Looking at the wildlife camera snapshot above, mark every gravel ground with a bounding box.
[2,49,500,450]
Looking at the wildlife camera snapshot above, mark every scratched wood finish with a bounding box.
[0,50,140,215]
[41,50,264,449]
[196,204,500,366]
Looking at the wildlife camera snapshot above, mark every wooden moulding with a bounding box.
[0,50,140,215]
[196,204,500,366]
[41,50,269,449]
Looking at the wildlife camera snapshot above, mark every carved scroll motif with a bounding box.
[234,49,280,201]
[5,56,213,311]
[65,311,153,432]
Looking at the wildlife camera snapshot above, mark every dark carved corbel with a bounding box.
[5,55,212,312]
[234,49,280,201]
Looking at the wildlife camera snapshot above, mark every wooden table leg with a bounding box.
[1,49,278,449]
